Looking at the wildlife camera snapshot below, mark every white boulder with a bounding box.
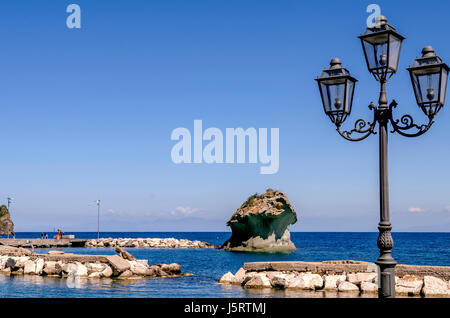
[244,274,272,288]
[360,282,378,294]
[395,275,423,296]
[101,266,113,278]
[338,281,359,292]
[23,260,36,274]
[35,259,45,274]
[287,273,323,290]
[218,272,235,284]
[422,276,450,297]
[323,275,347,290]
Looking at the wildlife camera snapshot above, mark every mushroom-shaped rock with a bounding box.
[221,189,297,252]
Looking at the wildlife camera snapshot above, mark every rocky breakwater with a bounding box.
[218,260,450,297]
[220,189,297,252]
[0,205,14,236]
[85,237,214,248]
[0,245,189,280]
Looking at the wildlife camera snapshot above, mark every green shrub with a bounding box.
[241,193,258,208]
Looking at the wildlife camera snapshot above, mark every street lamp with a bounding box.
[96,200,101,240]
[7,197,13,239]
[7,197,13,210]
[315,15,449,298]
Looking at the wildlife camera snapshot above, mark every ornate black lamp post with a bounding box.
[315,16,449,298]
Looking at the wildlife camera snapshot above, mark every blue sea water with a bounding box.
[0,232,448,298]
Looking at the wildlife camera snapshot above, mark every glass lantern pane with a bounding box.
[411,73,421,104]
[319,82,331,112]
[388,34,402,72]
[416,72,440,104]
[440,68,448,105]
[320,82,346,113]
[362,34,389,70]
[345,79,355,114]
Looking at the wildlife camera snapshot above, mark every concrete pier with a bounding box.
[0,238,88,248]
[242,260,450,280]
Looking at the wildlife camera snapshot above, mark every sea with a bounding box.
[0,232,448,298]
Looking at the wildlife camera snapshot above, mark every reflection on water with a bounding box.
[0,274,379,298]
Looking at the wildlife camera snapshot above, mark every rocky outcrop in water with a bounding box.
[221,189,297,252]
[0,205,14,236]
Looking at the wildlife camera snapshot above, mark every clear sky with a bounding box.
[0,0,449,232]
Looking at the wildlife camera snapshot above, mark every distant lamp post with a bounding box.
[96,200,101,240]
[315,15,449,298]
[7,197,13,239]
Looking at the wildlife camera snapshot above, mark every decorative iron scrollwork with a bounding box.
[334,100,436,140]
[336,103,377,141]
[389,100,435,137]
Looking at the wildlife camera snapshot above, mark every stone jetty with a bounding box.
[85,237,214,248]
[218,260,450,297]
[0,245,188,280]
[0,238,88,248]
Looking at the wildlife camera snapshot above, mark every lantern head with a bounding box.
[359,15,405,82]
[316,58,357,126]
[407,46,449,118]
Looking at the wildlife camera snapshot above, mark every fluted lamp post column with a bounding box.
[315,16,449,298]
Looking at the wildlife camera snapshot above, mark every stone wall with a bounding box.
[218,260,450,297]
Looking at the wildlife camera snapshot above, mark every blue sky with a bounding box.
[0,0,449,232]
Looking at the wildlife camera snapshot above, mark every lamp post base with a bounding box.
[376,259,397,298]
[376,225,397,298]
